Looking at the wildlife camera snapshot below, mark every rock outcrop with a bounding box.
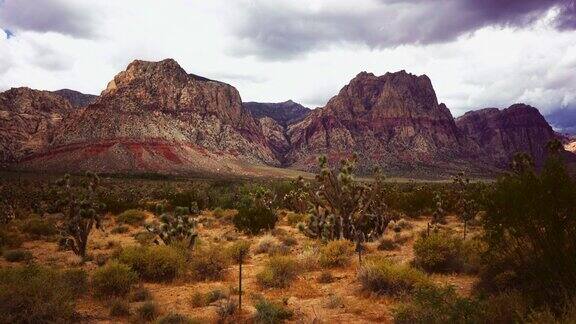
[244,100,311,127]
[455,104,556,167]
[285,71,473,175]
[53,89,97,108]
[20,59,278,175]
[0,87,74,165]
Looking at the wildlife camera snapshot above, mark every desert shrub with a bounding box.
[92,261,138,297]
[190,244,229,281]
[319,240,354,268]
[481,148,576,307]
[62,268,89,296]
[145,207,199,249]
[479,291,528,323]
[206,288,228,304]
[111,225,130,234]
[286,212,307,227]
[0,228,23,248]
[317,271,334,284]
[254,297,293,323]
[297,245,319,271]
[413,231,463,273]
[324,293,344,309]
[156,313,199,324]
[358,257,430,295]
[134,231,156,245]
[216,298,237,321]
[233,205,277,235]
[257,255,299,288]
[137,301,159,322]
[393,284,483,324]
[213,207,225,218]
[118,245,185,282]
[0,265,78,323]
[378,237,398,251]
[253,234,280,254]
[109,298,131,317]
[117,209,147,225]
[130,286,153,302]
[190,291,206,308]
[3,249,32,262]
[20,216,57,237]
[226,240,251,263]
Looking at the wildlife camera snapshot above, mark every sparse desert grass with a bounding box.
[92,261,138,298]
[317,271,335,284]
[136,301,159,322]
[117,245,185,282]
[358,256,431,295]
[19,216,58,237]
[61,268,89,296]
[134,231,156,245]
[257,255,299,288]
[297,245,319,271]
[319,239,354,268]
[0,228,23,248]
[117,209,147,225]
[130,286,153,302]
[156,313,200,324]
[254,297,294,323]
[253,234,280,254]
[111,225,130,234]
[286,212,307,227]
[109,298,131,317]
[225,239,251,263]
[0,265,79,323]
[189,244,229,281]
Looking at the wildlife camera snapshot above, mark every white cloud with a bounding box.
[0,0,574,122]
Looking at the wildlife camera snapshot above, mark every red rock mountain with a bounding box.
[0,87,74,166]
[2,59,567,178]
[20,59,278,175]
[285,71,479,175]
[455,104,557,167]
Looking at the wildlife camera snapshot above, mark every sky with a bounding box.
[1,0,576,131]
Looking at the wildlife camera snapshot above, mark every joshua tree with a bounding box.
[299,155,395,241]
[430,192,446,226]
[453,172,477,239]
[146,203,199,248]
[54,172,105,258]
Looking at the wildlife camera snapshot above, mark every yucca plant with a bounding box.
[145,203,198,248]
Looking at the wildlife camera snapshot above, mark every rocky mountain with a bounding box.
[53,89,97,108]
[2,60,567,178]
[244,100,311,127]
[285,71,479,175]
[19,59,278,175]
[0,87,74,166]
[455,104,556,167]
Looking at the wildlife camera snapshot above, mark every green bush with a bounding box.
[190,244,229,281]
[393,284,483,323]
[286,212,307,227]
[118,245,185,282]
[358,257,430,295]
[0,228,23,248]
[117,209,147,225]
[137,301,159,322]
[134,231,156,245]
[254,297,293,323]
[0,265,78,323]
[20,217,57,237]
[413,232,463,273]
[377,237,398,251]
[109,298,131,317]
[3,249,32,262]
[61,268,89,296]
[319,240,354,268]
[226,240,251,263]
[233,205,277,235]
[257,255,299,288]
[92,261,138,297]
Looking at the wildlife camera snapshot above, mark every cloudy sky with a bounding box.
[1,0,576,130]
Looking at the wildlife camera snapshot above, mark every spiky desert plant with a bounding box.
[145,203,198,249]
[54,172,105,258]
[283,177,310,214]
[430,192,446,225]
[452,172,477,239]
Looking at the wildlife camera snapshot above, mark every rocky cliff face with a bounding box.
[285,71,473,175]
[0,87,73,165]
[455,104,556,167]
[53,89,97,108]
[20,59,278,175]
[244,100,310,127]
